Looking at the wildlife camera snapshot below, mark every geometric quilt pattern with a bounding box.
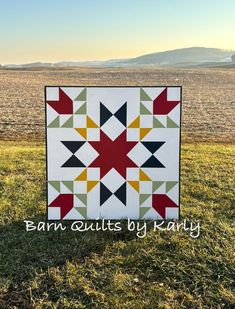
[45,86,181,220]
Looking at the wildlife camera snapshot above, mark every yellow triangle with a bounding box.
[87,116,99,128]
[140,128,151,140]
[139,169,151,181]
[87,181,99,192]
[128,181,139,192]
[75,169,87,181]
[75,128,87,139]
[128,116,140,128]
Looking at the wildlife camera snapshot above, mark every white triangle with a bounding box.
[166,184,179,205]
[167,104,180,125]
[154,115,167,127]
[73,101,86,112]
[140,196,152,207]
[142,207,163,220]
[141,101,153,113]
[74,195,86,207]
[61,87,82,100]
[47,104,59,123]
[60,182,72,193]
[154,182,166,194]
[99,195,127,219]
[60,115,71,126]
[63,208,83,220]
[143,87,165,100]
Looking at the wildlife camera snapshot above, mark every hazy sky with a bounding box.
[0,0,234,64]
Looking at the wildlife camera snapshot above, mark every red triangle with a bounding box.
[47,88,73,114]
[153,88,179,115]
[152,194,178,218]
[49,194,74,219]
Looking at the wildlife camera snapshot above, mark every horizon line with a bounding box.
[1,46,235,66]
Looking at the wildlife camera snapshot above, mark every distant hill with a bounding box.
[2,47,235,69]
[124,47,233,66]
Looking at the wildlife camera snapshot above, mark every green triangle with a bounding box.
[61,116,73,128]
[62,181,73,192]
[75,88,86,101]
[75,194,87,206]
[139,194,151,205]
[166,181,178,193]
[167,116,179,128]
[140,88,152,101]
[75,102,86,114]
[152,181,164,193]
[49,181,60,192]
[48,116,60,128]
[75,207,87,218]
[140,207,151,218]
[153,117,165,128]
[140,102,151,115]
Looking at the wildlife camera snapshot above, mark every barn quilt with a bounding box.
[45,87,181,220]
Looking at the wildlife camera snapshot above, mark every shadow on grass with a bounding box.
[0,215,142,278]
[0,214,143,306]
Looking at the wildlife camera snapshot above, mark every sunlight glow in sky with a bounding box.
[0,0,234,64]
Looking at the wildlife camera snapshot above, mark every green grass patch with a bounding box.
[0,142,234,308]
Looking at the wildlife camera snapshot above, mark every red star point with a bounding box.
[89,130,138,178]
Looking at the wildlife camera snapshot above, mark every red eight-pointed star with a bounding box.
[89,130,138,178]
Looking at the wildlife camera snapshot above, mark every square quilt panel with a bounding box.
[45,86,181,220]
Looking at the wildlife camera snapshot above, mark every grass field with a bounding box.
[0,141,234,308]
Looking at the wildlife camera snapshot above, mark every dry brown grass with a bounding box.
[0,67,234,142]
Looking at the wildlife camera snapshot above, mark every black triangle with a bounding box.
[142,141,165,154]
[114,102,127,126]
[100,102,113,126]
[61,141,85,153]
[114,182,126,205]
[100,182,113,205]
[61,155,85,167]
[141,155,165,168]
